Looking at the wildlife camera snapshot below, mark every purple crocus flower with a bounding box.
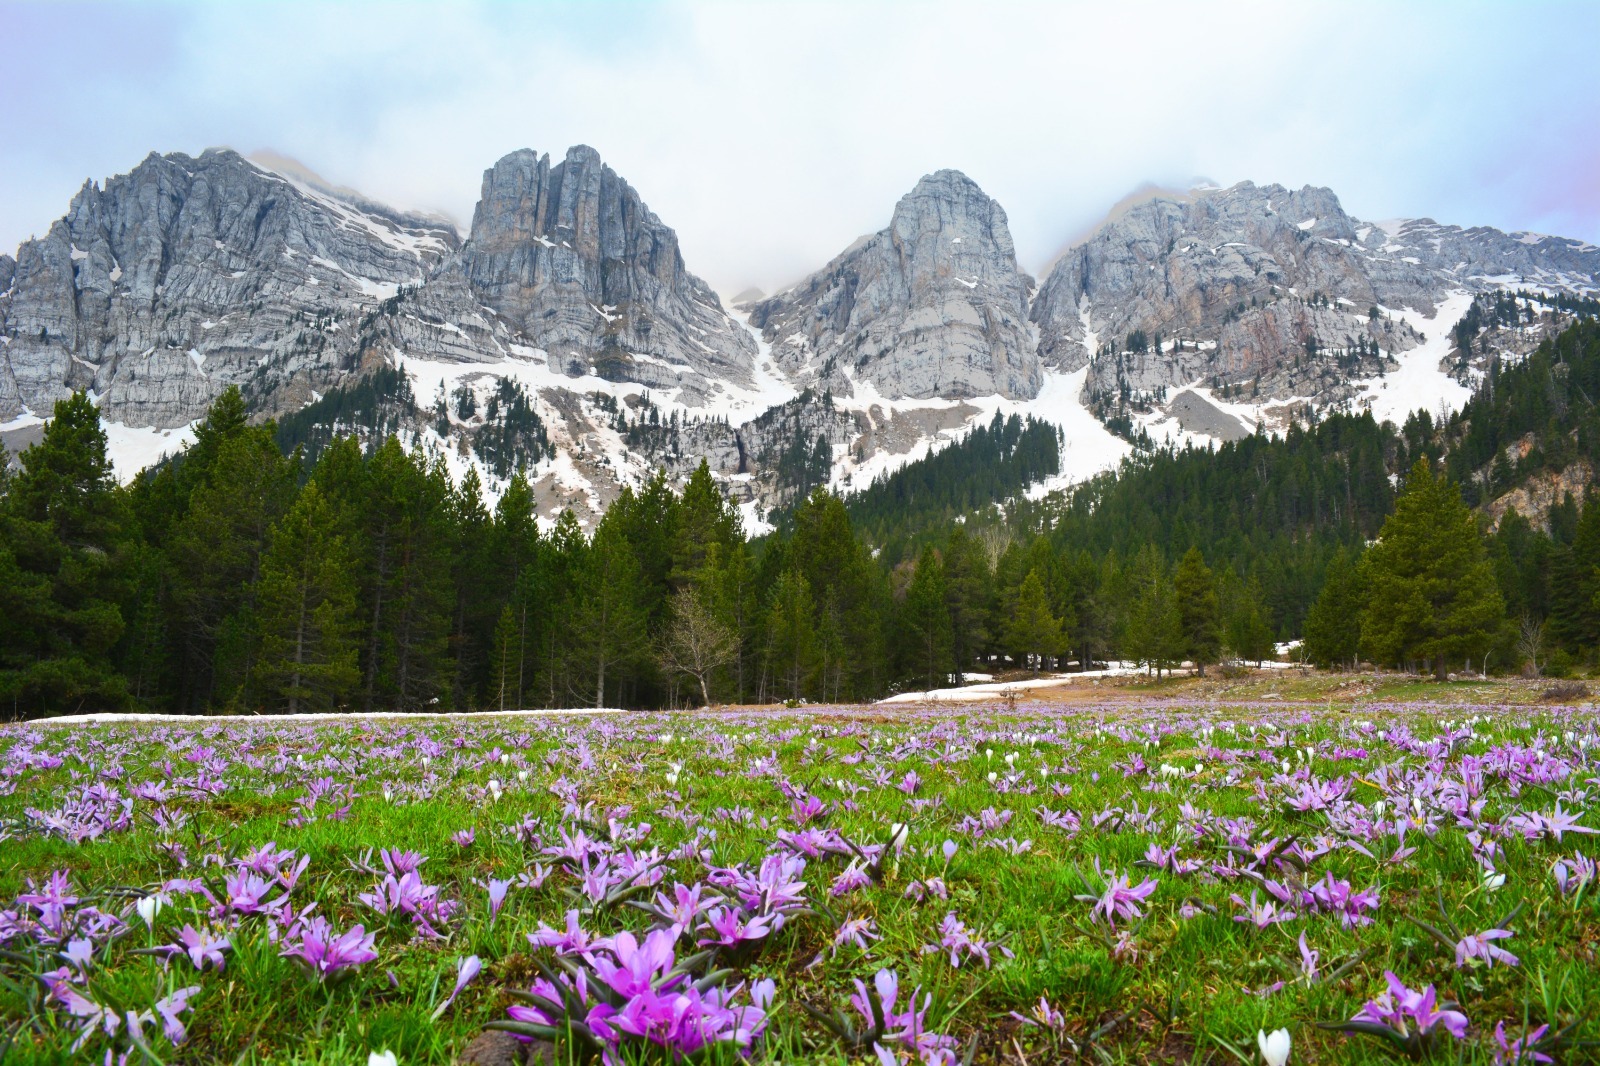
[1082,866,1159,928]
[173,924,230,972]
[1010,994,1067,1033]
[695,906,778,949]
[528,909,597,957]
[1351,971,1469,1041]
[481,877,512,927]
[832,915,880,956]
[431,955,483,1020]
[1230,889,1296,929]
[154,984,201,1045]
[848,968,959,1066]
[1493,1021,1553,1065]
[279,918,379,981]
[921,911,1010,969]
[451,829,475,847]
[1455,928,1519,969]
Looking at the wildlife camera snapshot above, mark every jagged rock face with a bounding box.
[0,149,459,427]
[442,147,756,400]
[748,170,1041,401]
[1032,182,1600,413]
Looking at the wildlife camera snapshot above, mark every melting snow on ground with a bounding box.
[1354,291,1475,427]
[102,420,199,482]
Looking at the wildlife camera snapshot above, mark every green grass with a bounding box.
[1,699,1596,1064]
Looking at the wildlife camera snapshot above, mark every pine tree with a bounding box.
[571,518,647,708]
[1227,576,1276,665]
[1304,548,1363,668]
[901,546,954,690]
[1173,547,1222,674]
[1122,547,1184,676]
[493,472,542,707]
[1360,460,1506,677]
[448,466,497,708]
[672,459,738,588]
[765,568,817,701]
[167,419,296,708]
[490,604,517,711]
[942,527,992,681]
[253,483,360,713]
[1005,569,1064,671]
[0,392,129,717]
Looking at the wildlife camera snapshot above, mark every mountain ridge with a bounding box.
[5,149,1599,527]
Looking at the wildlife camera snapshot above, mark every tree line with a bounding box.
[7,318,1600,717]
[0,387,1284,718]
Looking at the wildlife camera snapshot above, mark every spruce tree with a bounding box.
[571,517,647,708]
[253,482,360,713]
[490,604,517,711]
[1227,576,1276,665]
[765,568,817,701]
[1173,547,1222,674]
[0,392,129,717]
[1304,547,1363,668]
[902,546,954,690]
[168,421,296,707]
[1360,460,1506,677]
[942,527,993,682]
[1122,547,1184,676]
[1006,569,1064,671]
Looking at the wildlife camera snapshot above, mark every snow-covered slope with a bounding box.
[7,157,1599,518]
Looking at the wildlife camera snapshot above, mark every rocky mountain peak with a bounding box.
[748,168,1040,401]
[0,147,458,429]
[448,145,755,393]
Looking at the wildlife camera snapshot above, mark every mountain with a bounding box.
[0,148,457,430]
[1031,181,1600,438]
[7,154,1600,527]
[746,170,1040,402]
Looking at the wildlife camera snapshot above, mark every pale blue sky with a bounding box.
[4,0,1598,292]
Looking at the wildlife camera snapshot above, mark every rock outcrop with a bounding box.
[0,148,458,427]
[748,170,1040,401]
[432,146,757,400]
[1032,181,1600,417]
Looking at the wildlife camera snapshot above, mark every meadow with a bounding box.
[1,697,1596,1064]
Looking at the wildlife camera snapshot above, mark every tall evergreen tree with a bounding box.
[1122,547,1184,675]
[942,527,993,682]
[1005,570,1064,671]
[252,483,360,713]
[901,546,954,690]
[0,392,129,717]
[1303,547,1363,668]
[765,568,818,701]
[1360,460,1506,677]
[571,517,647,708]
[167,419,297,707]
[1173,547,1222,674]
[1227,576,1277,665]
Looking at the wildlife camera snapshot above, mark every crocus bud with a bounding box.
[888,822,909,853]
[135,895,163,927]
[1257,1028,1290,1066]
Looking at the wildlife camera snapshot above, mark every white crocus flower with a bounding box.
[1257,1027,1291,1066]
[369,1052,399,1066]
[135,895,163,928]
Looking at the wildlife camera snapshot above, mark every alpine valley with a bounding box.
[4,145,1598,527]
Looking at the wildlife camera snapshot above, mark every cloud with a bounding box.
[3,0,1598,292]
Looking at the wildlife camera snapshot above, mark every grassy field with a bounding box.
[2,682,1597,1064]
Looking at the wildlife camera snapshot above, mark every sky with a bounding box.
[4,0,1600,295]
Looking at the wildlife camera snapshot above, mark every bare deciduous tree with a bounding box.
[657,588,738,708]
[1517,613,1547,678]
